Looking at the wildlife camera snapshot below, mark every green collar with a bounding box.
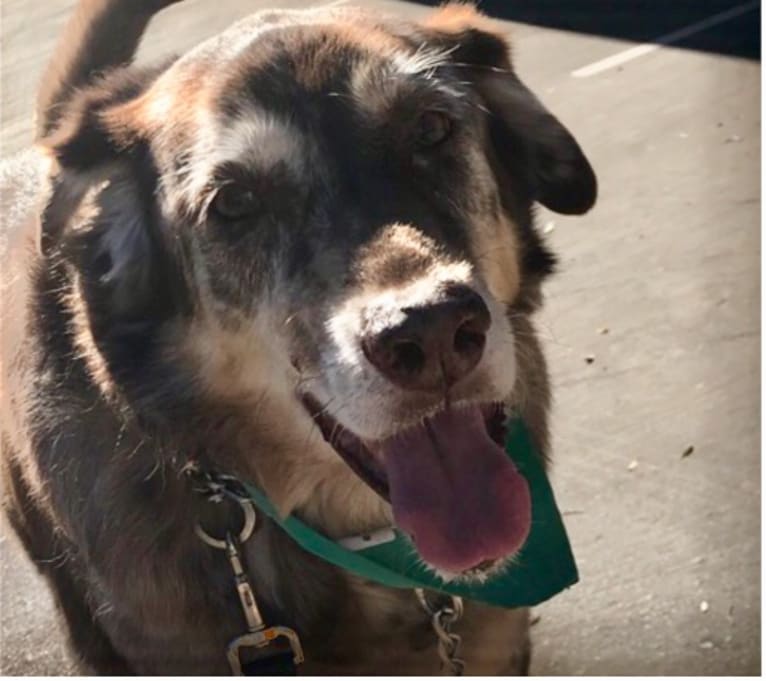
[243,417,577,608]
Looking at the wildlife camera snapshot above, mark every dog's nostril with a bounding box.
[391,340,426,375]
[453,321,487,357]
[362,335,426,384]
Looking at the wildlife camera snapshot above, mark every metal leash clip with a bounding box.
[415,589,466,676]
[193,470,304,675]
[223,534,304,675]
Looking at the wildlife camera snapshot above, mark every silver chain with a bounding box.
[415,589,466,676]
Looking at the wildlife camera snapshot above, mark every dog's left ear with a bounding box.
[39,65,183,328]
[422,4,597,215]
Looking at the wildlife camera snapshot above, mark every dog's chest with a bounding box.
[303,575,530,674]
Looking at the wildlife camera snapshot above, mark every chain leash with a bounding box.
[415,589,466,676]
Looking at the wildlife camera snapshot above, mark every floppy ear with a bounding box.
[475,68,598,215]
[67,161,178,327]
[40,66,182,329]
[423,5,597,215]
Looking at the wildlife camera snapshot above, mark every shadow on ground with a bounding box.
[409,0,760,59]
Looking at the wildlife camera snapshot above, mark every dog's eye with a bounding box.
[210,183,259,220]
[415,111,453,149]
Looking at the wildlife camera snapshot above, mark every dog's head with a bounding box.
[43,4,596,578]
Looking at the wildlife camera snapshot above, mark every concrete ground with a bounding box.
[0,0,760,675]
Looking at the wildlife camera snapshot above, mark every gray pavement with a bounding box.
[0,0,760,675]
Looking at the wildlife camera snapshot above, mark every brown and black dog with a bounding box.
[0,0,596,674]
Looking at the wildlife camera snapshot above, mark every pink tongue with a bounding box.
[378,406,531,574]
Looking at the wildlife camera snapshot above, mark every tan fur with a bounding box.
[423,2,508,41]
[472,212,523,306]
[66,273,119,400]
[293,24,402,91]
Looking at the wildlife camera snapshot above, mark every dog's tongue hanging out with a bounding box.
[375,405,532,574]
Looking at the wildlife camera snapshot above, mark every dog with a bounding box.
[0,0,596,674]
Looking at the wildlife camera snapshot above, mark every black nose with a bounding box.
[362,285,491,393]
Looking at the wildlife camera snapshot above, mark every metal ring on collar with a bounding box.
[195,495,257,549]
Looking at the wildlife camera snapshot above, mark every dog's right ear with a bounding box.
[40,66,182,327]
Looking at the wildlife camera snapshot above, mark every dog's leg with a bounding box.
[45,560,133,674]
[1,453,132,673]
[505,641,532,676]
[36,0,182,138]
[502,607,532,675]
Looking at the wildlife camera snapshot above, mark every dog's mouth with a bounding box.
[302,396,532,575]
